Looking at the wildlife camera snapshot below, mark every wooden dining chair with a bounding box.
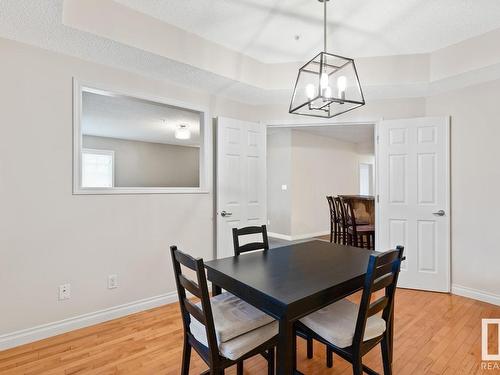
[295,246,404,375]
[232,225,269,255]
[327,196,340,243]
[343,197,375,250]
[170,246,277,375]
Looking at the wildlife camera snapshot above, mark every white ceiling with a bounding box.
[82,91,201,146]
[290,124,374,145]
[115,0,500,63]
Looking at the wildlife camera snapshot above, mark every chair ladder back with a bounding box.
[344,197,358,227]
[327,196,336,219]
[353,246,405,352]
[327,196,339,243]
[170,246,219,365]
[334,197,347,245]
[232,225,269,256]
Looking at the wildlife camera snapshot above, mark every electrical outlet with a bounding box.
[59,283,71,300]
[281,184,288,191]
[108,274,118,289]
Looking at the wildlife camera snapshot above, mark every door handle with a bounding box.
[220,210,232,217]
[433,210,445,216]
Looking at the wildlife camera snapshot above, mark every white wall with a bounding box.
[0,38,259,343]
[426,79,500,302]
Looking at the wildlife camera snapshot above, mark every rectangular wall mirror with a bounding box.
[73,80,208,194]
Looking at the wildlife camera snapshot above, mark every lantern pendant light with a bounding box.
[289,0,365,118]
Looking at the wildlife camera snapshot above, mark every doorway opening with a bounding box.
[265,123,376,246]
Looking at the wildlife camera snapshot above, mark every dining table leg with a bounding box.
[276,318,294,375]
[276,318,303,375]
[211,284,222,296]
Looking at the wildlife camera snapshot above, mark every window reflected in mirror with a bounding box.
[78,87,204,191]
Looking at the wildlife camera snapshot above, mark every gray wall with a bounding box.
[266,129,292,235]
[83,135,200,187]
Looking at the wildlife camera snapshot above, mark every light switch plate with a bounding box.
[59,283,71,300]
[108,274,118,289]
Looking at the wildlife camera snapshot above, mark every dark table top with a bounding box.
[205,240,376,318]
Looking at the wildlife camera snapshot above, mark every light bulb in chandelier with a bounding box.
[323,86,332,99]
[337,76,347,101]
[320,73,329,89]
[305,84,316,100]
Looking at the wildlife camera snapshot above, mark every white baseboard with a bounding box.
[452,284,500,306]
[267,232,293,241]
[291,231,330,241]
[268,231,330,242]
[0,291,178,351]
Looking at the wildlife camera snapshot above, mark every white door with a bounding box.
[377,117,450,292]
[216,117,267,259]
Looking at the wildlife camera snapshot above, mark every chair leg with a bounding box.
[352,357,363,375]
[381,336,393,375]
[267,348,275,375]
[237,361,244,375]
[326,346,333,368]
[306,338,313,359]
[181,338,191,375]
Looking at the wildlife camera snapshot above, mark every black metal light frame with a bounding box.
[289,0,365,118]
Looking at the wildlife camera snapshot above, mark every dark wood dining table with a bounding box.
[205,240,383,375]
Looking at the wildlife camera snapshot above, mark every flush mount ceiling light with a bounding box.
[175,124,191,140]
[289,0,365,118]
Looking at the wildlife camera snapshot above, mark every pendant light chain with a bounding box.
[324,0,327,52]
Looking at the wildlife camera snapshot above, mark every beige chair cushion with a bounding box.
[189,292,277,360]
[300,299,386,348]
[192,320,278,360]
[190,292,274,343]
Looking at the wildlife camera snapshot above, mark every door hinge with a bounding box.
[376,195,379,203]
[376,135,380,144]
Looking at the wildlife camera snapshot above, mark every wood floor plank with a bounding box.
[1,289,499,374]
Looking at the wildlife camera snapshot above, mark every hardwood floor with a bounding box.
[1,289,499,374]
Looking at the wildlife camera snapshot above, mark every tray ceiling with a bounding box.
[115,0,500,63]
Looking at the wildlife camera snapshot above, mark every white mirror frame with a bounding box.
[73,78,210,194]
